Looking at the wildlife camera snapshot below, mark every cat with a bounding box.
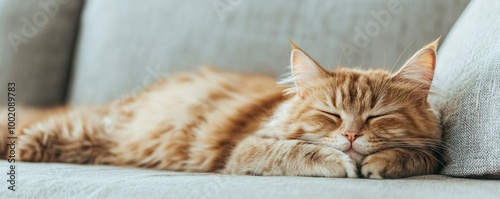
[0,40,443,179]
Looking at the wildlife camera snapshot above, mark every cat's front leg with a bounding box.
[361,148,440,179]
[224,136,357,178]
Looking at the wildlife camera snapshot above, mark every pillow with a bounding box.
[431,0,500,178]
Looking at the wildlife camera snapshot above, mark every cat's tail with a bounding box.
[0,106,40,159]
[2,106,116,164]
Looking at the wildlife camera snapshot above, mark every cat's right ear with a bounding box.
[393,39,439,96]
[289,41,328,96]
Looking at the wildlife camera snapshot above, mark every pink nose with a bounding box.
[342,131,363,143]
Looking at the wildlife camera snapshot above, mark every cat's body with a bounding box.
[1,41,442,178]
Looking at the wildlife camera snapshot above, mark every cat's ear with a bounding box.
[289,41,329,95]
[393,38,439,92]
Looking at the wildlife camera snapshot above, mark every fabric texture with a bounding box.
[430,0,500,178]
[1,161,499,199]
[0,0,83,107]
[68,0,469,104]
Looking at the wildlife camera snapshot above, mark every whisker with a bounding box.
[387,139,453,149]
[337,46,346,68]
[391,39,415,72]
[383,50,386,70]
[380,141,457,155]
[411,147,446,167]
[380,143,448,157]
[376,144,446,167]
[379,138,456,153]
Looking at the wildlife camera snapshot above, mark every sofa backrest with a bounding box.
[0,0,83,107]
[67,0,469,104]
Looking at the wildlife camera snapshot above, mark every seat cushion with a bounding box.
[1,161,499,199]
[430,0,500,178]
[68,0,468,104]
[0,0,83,106]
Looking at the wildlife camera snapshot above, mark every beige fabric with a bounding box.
[431,0,500,178]
[0,0,83,106]
[69,0,469,104]
[1,161,499,199]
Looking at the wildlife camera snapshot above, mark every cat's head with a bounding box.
[269,40,441,164]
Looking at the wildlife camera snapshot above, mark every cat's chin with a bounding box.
[344,149,365,164]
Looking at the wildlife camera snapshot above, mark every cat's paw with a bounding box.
[320,148,358,178]
[361,153,403,179]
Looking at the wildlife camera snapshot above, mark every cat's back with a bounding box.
[110,67,284,171]
[134,67,284,122]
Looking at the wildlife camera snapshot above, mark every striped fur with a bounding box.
[1,40,442,179]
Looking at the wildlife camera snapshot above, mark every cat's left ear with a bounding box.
[393,38,439,92]
[289,41,329,96]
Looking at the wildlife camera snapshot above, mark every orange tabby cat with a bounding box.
[1,40,442,179]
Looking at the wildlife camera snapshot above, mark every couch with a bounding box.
[1,0,499,198]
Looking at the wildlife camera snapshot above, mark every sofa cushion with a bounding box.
[1,161,499,199]
[68,0,468,104]
[431,0,500,178]
[0,0,83,106]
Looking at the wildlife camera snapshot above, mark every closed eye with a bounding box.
[316,109,341,119]
[366,114,388,121]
